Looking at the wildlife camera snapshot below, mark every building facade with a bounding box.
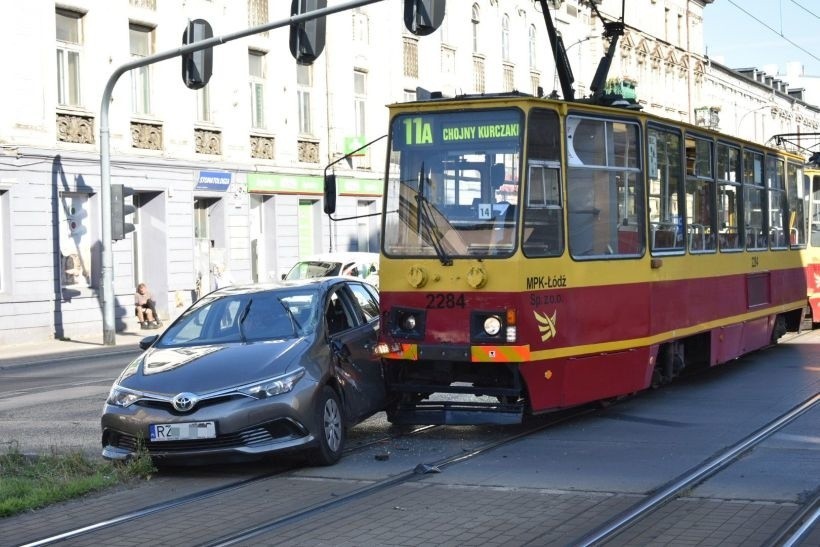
[1,0,818,345]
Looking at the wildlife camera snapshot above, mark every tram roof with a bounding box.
[389,91,806,162]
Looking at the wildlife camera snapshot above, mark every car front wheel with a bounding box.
[310,386,345,465]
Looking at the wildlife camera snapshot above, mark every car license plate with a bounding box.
[149,421,216,442]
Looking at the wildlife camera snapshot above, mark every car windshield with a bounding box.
[158,287,319,347]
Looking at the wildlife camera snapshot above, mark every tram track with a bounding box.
[200,405,596,547]
[12,331,817,546]
[19,406,596,547]
[18,423,440,547]
[571,392,820,546]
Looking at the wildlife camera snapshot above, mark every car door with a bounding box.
[324,283,388,422]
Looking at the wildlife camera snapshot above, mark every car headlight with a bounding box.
[106,385,144,407]
[239,367,306,399]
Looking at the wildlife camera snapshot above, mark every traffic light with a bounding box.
[289,0,327,65]
[111,184,136,241]
[182,19,213,90]
[404,0,446,36]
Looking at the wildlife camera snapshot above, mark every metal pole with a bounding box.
[100,0,384,344]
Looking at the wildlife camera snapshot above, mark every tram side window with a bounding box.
[812,175,820,246]
[523,163,563,257]
[524,109,562,257]
[685,136,716,252]
[716,143,742,252]
[743,150,767,250]
[767,155,788,249]
[786,161,805,247]
[648,126,685,253]
[566,116,643,258]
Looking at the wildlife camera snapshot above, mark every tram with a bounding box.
[803,165,820,323]
[326,1,812,424]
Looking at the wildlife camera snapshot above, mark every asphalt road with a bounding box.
[1,332,819,545]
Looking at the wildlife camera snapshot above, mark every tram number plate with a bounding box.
[150,421,216,442]
[425,293,466,309]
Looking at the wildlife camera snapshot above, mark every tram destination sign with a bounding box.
[394,109,523,149]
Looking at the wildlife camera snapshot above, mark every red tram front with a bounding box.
[373,95,808,425]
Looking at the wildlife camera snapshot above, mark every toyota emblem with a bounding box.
[172,392,198,412]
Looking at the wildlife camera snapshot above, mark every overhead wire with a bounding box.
[726,0,820,65]
[787,0,820,21]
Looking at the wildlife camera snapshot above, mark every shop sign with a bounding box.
[194,170,232,191]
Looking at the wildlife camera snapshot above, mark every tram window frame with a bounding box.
[647,124,685,255]
[716,142,742,252]
[565,114,644,259]
[786,161,806,248]
[743,149,767,251]
[766,154,788,250]
[523,161,563,257]
[684,134,717,253]
[523,108,563,258]
[811,173,820,247]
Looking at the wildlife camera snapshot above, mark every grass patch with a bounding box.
[0,442,156,518]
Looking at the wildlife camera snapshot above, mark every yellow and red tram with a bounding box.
[371,94,810,425]
[803,166,820,323]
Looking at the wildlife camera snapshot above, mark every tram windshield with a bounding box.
[384,108,523,260]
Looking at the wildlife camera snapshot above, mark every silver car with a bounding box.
[101,277,388,466]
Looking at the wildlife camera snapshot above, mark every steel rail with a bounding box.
[18,424,439,547]
[201,407,597,547]
[571,392,820,546]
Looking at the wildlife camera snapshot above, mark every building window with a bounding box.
[531,73,540,97]
[441,45,456,75]
[471,4,480,53]
[130,24,153,115]
[354,69,366,137]
[59,192,93,288]
[403,36,418,78]
[501,14,510,62]
[297,63,313,135]
[248,0,268,34]
[503,64,514,92]
[249,50,266,129]
[353,10,369,44]
[56,9,83,107]
[528,25,537,68]
[473,56,485,94]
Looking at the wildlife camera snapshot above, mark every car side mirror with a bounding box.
[139,334,159,350]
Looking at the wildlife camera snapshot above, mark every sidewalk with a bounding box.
[0,330,147,368]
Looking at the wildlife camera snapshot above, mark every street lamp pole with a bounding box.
[735,104,771,142]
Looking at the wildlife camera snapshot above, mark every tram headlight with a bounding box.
[483,315,502,336]
[391,308,425,339]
